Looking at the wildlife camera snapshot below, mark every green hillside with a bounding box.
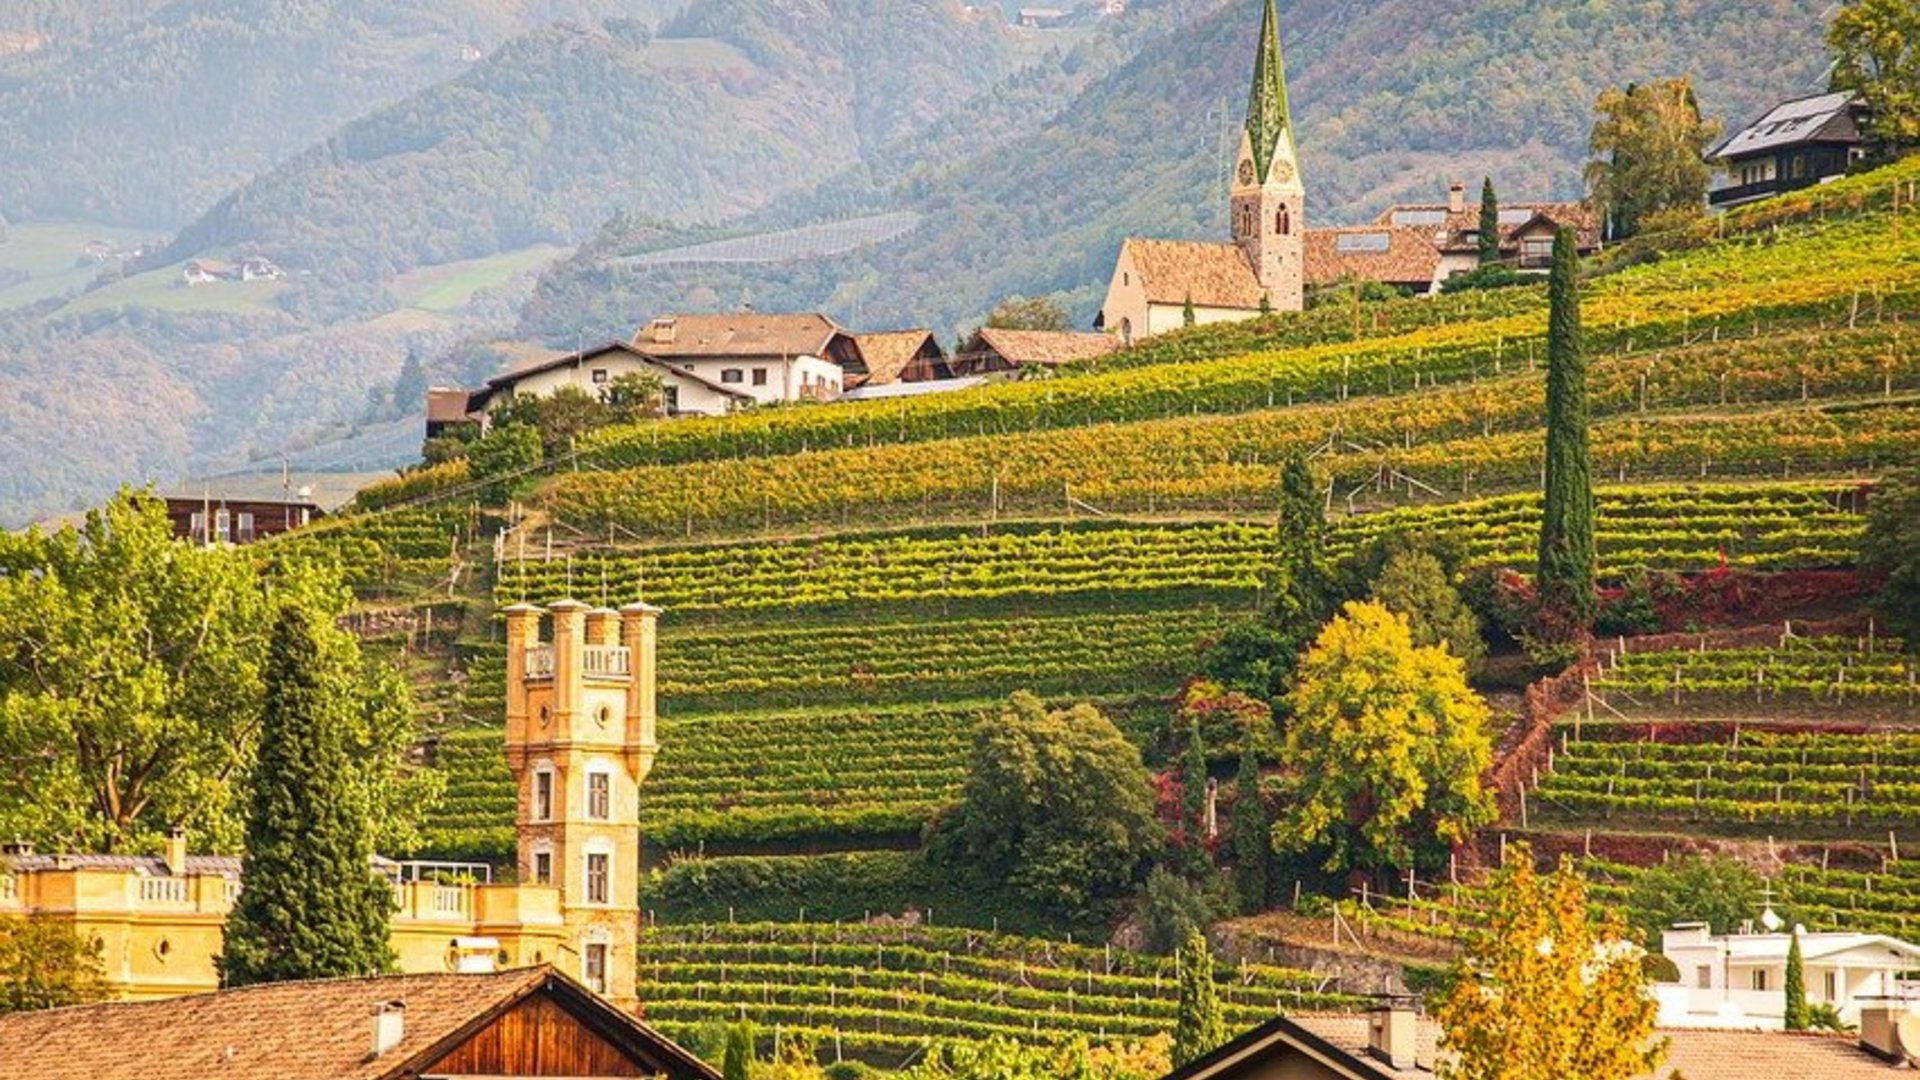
[520,0,1832,342]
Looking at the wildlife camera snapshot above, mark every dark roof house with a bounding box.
[0,966,717,1080]
[1711,92,1870,209]
[845,330,953,387]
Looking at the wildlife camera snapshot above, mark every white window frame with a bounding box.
[532,848,553,885]
[586,769,612,821]
[532,764,555,823]
[584,849,610,905]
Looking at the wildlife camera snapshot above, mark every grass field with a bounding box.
[0,220,165,309]
[61,261,287,316]
[389,245,568,312]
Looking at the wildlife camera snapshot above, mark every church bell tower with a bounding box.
[1230,0,1305,313]
[502,600,659,1013]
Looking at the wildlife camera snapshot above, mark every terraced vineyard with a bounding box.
[263,502,475,595]
[636,923,1359,1065]
[1592,637,1917,715]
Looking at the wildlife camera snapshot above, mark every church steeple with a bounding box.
[1229,0,1304,313]
[1244,0,1293,186]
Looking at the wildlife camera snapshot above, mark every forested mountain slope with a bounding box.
[521,0,1832,342]
[161,1,1032,284]
[0,0,678,227]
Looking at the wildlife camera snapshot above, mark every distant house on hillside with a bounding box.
[959,326,1118,376]
[1301,183,1599,295]
[844,330,955,388]
[633,313,860,405]
[1017,8,1068,28]
[1657,922,1920,1029]
[468,341,753,422]
[161,494,322,545]
[425,387,481,440]
[182,259,236,285]
[1710,92,1870,210]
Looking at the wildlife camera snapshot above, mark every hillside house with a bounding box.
[1711,92,1871,210]
[469,342,753,423]
[426,386,480,439]
[162,494,322,545]
[1303,227,1448,295]
[1657,923,1920,1029]
[1099,0,1305,342]
[844,330,955,387]
[633,313,859,405]
[1161,1003,1920,1080]
[958,326,1118,376]
[181,259,236,285]
[0,966,716,1080]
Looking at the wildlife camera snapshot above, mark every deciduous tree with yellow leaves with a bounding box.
[1272,601,1494,876]
[1437,845,1668,1080]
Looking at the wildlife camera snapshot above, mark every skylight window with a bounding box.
[1336,232,1392,253]
[1390,210,1447,226]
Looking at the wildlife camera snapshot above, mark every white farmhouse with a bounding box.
[1658,922,1920,1029]
[468,341,753,422]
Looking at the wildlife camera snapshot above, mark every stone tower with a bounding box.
[1229,0,1305,313]
[502,600,660,1013]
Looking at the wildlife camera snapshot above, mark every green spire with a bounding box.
[1244,0,1293,183]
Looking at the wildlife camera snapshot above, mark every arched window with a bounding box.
[1275,205,1291,235]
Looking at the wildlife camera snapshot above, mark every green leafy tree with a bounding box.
[723,1019,755,1080]
[1585,78,1720,239]
[1623,854,1763,946]
[1203,457,1335,703]
[926,693,1161,927]
[1477,178,1501,266]
[1437,845,1668,1080]
[1173,931,1226,1068]
[1785,931,1809,1030]
[1372,544,1486,677]
[0,914,106,1013]
[1138,865,1214,956]
[983,295,1071,331]
[1829,0,1920,148]
[1538,227,1596,634]
[605,371,668,423]
[219,606,395,986]
[1862,468,1920,641]
[467,423,544,504]
[1274,602,1495,875]
[901,1034,1169,1080]
[1230,743,1270,914]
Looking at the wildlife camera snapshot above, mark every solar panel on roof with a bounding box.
[1390,210,1446,226]
[1497,209,1536,225]
[1335,232,1392,253]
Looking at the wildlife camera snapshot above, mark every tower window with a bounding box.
[584,942,608,994]
[533,850,552,884]
[533,769,553,822]
[1275,206,1291,235]
[587,772,611,820]
[586,853,609,904]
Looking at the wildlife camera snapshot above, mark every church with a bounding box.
[1098,0,1304,344]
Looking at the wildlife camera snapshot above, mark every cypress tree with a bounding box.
[1272,455,1334,629]
[1477,178,1501,266]
[1784,932,1809,1030]
[1183,294,1198,327]
[1173,930,1227,1067]
[1537,227,1596,629]
[219,606,393,986]
[1230,743,1270,914]
[1182,720,1210,874]
[723,1019,755,1080]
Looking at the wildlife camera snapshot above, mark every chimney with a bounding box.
[0,840,33,858]
[649,318,677,345]
[1448,182,1466,214]
[1368,1003,1419,1071]
[369,1000,406,1059]
[1859,1003,1919,1063]
[164,826,187,876]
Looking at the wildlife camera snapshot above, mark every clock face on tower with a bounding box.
[1271,158,1295,184]
[1237,160,1255,186]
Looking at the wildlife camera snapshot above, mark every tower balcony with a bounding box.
[521,644,630,682]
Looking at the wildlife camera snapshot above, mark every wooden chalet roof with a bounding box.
[975,327,1118,367]
[634,312,849,360]
[849,330,940,387]
[1716,92,1865,160]
[1164,1012,1911,1080]
[1303,227,1443,288]
[0,966,717,1080]
[1122,238,1265,309]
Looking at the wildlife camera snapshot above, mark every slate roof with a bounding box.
[849,330,940,387]
[0,966,718,1080]
[974,327,1119,367]
[1122,238,1265,309]
[1716,92,1864,160]
[1303,227,1443,288]
[635,312,849,360]
[3,853,241,878]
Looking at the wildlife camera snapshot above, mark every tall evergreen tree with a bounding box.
[723,1019,755,1080]
[1271,455,1334,628]
[1476,178,1501,266]
[1784,932,1810,1030]
[1230,743,1270,914]
[1537,227,1596,631]
[1173,931,1227,1067]
[1181,720,1210,875]
[219,606,393,986]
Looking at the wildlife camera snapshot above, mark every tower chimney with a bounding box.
[369,1001,406,1059]
[163,826,187,876]
[620,602,661,782]
[1448,181,1466,214]
[1368,1003,1418,1070]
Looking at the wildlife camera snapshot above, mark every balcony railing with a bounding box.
[524,646,555,680]
[583,645,631,678]
[138,877,191,905]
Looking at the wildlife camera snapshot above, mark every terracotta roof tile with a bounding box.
[1123,238,1265,308]
[1303,227,1443,289]
[975,327,1118,367]
[1369,200,1602,253]
[850,330,939,386]
[635,313,847,360]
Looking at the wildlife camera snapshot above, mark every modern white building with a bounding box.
[1658,922,1920,1029]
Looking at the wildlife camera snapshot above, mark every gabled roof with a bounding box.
[1304,227,1443,288]
[0,966,718,1080]
[1369,197,1601,253]
[634,312,849,360]
[975,327,1118,367]
[1715,92,1865,160]
[426,387,475,424]
[1121,238,1265,309]
[1706,931,1920,966]
[480,342,752,401]
[3,852,241,878]
[1163,1012,1424,1080]
[848,329,941,387]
